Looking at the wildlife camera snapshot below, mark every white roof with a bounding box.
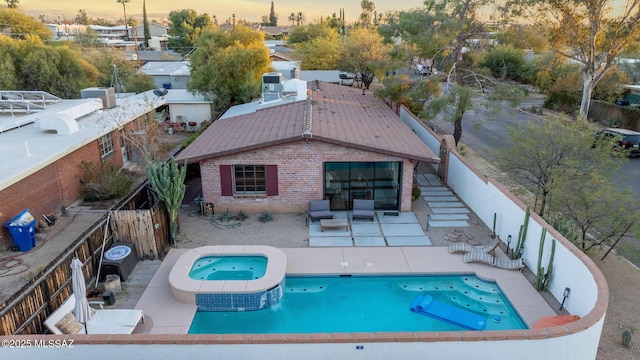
[0,90,166,191]
[138,61,190,76]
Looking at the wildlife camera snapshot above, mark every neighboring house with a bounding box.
[137,61,191,89]
[271,60,300,80]
[0,89,166,250]
[45,23,87,41]
[160,89,212,130]
[124,50,183,63]
[176,80,440,214]
[128,22,170,51]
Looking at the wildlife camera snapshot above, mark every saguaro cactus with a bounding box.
[513,206,530,259]
[147,156,187,247]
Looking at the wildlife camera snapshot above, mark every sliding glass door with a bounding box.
[324,162,402,210]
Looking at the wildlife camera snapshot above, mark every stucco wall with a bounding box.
[199,140,414,213]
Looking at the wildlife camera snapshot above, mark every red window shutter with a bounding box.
[266,165,278,196]
[220,165,233,196]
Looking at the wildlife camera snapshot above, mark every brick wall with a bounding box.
[200,140,415,213]
[0,129,123,250]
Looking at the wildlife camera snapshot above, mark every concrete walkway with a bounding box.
[417,173,471,228]
[308,211,432,247]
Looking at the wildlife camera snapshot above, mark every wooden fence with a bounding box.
[0,181,171,335]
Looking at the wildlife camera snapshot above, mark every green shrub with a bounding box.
[80,161,134,201]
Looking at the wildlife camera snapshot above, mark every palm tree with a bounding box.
[116,0,130,39]
[288,12,295,26]
[5,0,19,9]
[296,12,305,26]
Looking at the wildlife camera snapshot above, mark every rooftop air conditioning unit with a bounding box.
[262,73,284,102]
[80,87,116,109]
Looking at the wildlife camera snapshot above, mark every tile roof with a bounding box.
[176,81,439,164]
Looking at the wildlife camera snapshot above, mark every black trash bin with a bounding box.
[4,209,37,252]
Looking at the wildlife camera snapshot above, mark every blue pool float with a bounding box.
[410,295,487,330]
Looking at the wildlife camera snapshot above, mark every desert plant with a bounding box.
[259,212,273,223]
[235,211,248,221]
[218,209,231,222]
[147,156,187,247]
[491,213,497,238]
[79,161,134,201]
[411,185,422,201]
[622,328,633,348]
[513,206,530,259]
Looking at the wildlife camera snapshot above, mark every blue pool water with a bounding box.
[188,275,527,334]
[189,256,268,281]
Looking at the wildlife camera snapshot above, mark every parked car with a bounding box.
[338,71,356,86]
[596,128,640,156]
[413,64,432,76]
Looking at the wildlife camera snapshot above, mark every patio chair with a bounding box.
[462,251,524,271]
[352,199,375,221]
[448,237,500,254]
[307,200,333,225]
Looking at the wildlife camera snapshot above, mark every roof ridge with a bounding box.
[302,95,312,137]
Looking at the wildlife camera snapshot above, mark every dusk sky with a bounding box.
[19,0,427,24]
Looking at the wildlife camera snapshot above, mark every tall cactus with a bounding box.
[535,229,547,290]
[513,206,530,259]
[147,156,187,247]
[543,240,556,290]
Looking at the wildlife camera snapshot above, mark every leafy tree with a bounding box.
[0,8,51,40]
[296,37,340,70]
[83,48,153,93]
[380,0,527,145]
[479,45,526,82]
[75,28,103,48]
[538,0,640,119]
[0,41,17,88]
[0,35,98,97]
[494,24,550,54]
[143,0,150,48]
[552,170,639,255]
[188,25,271,111]
[288,23,338,45]
[494,120,625,218]
[269,1,277,26]
[336,27,390,93]
[168,9,212,55]
[75,9,90,25]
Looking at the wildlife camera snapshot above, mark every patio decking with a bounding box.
[131,246,556,334]
[308,212,432,247]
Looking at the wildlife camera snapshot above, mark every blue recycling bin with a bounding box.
[4,209,37,252]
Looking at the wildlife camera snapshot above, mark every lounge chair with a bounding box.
[307,200,333,224]
[44,294,144,334]
[448,238,500,254]
[352,199,375,221]
[462,251,524,271]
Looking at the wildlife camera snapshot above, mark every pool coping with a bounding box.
[169,246,287,305]
[138,247,559,335]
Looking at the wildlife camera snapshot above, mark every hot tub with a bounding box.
[169,246,286,311]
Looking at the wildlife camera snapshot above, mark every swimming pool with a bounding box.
[188,275,527,334]
[189,256,268,280]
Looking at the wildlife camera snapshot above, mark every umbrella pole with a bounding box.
[94,211,111,291]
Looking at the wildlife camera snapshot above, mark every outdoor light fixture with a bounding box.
[560,287,571,310]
